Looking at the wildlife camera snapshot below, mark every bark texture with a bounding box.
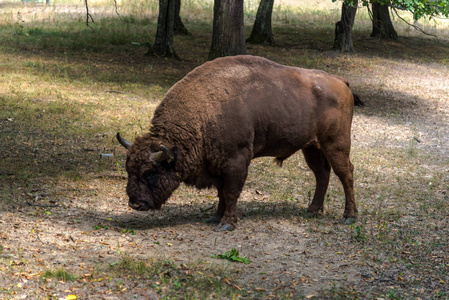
[174,0,189,35]
[208,0,246,60]
[370,2,398,40]
[152,0,179,59]
[333,0,358,53]
[247,0,275,45]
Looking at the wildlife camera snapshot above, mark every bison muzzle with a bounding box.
[117,55,363,231]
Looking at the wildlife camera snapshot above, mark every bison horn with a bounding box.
[116,132,132,149]
[153,145,174,163]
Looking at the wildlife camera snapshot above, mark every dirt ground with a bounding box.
[1,52,449,298]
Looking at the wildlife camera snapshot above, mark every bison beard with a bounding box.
[117,55,363,231]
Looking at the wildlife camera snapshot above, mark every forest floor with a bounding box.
[1,1,449,299]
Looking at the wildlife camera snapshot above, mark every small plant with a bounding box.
[24,61,41,68]
[352,224,367,244]
[407,138,419,157]
[111,253,147,276]
[116,160,126,176]
[42,268,77,282]
[212,248,251,264]
[14,12,25,35]
[93,224,109,230]
[382,288,402,300]
[173,280,182,290]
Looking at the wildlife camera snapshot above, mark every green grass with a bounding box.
[108,254,246,299]
[42,268,78,282]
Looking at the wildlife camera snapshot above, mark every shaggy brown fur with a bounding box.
[118,55,363,231]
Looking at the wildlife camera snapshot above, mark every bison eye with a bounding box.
[143,170,159,186]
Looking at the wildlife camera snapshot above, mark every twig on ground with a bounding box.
[26,202,60,208]
[104,90,142,99]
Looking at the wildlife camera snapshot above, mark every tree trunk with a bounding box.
[333,0,358,52]
[174,0,189,35]
[370,2,398,40]
[152,0,179,59]
[208,0,246,60]
[247,0,275,45]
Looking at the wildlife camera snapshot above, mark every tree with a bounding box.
[334,0,449,51]
[333,0,358,52]
[174,0,189,35]
[370,2,398,40]
[247,0,275,45]
[151,0,178,59]
[208,0,246,60]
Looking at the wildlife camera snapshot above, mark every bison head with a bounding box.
[117,132,181,211]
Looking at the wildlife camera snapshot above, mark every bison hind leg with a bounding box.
[302,145,331,215]
[322,144,358,222]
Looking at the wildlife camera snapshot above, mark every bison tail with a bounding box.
[353,93,364,107]
[339,77,363,107]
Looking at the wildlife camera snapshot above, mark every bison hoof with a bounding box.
[304,209,322,218]
[342,217,356,225]
[304,211,317,218]
[215,223,235,232]
[206,215,222,224]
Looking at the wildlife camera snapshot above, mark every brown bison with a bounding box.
[117,55,363,231]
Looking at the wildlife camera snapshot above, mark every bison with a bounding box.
[117,55,363,231]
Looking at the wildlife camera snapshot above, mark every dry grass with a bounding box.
[0,1,449,299]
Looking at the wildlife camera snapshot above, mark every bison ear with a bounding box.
[152,145,174,163]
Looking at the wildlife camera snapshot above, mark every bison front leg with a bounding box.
[205,188,226,224]
[302,146,331,216]
[215,188,240,231]
[214,158,249,231]
[214,182,244,231]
